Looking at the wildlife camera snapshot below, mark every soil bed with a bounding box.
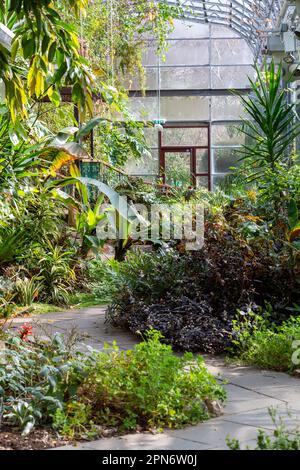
[0,427,69,450]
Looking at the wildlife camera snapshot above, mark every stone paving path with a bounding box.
[10,307,300,450]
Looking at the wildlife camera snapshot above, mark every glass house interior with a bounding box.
[99,1,300,190]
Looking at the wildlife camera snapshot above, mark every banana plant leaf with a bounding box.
[44,142,89,160]
[76,117,107,141]
[47,176,148,225]
[49,127,79,146]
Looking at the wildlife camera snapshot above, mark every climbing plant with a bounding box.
[81,0,184,90]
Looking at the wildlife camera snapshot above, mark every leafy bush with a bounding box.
[86,258,121,303]
[0,276,16,319]
[116,249,185,303]
[86,250,185,306]
[227,408,300,450]
[107,218,296,353]
[230,309,300,372]
[77,330,226,431]
[0,332,89,435]
[0,329,225,438]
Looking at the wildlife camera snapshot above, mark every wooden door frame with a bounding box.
[159,124,211,190]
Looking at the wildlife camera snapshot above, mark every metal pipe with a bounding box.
[276,0,291,28]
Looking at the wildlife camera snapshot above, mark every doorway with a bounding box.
[159,125,211,190]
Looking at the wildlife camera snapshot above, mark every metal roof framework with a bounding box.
[164,1,284,56]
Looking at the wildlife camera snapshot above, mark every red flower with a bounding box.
[18,324,33,341]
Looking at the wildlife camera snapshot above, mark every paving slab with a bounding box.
[227,372,300,391]
[222,405,300,430]
[9,307,139,351]
[165,418,264,447]
[76,434,209,451]
[223,386,283,415]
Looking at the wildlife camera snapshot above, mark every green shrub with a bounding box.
[118,249,185,303]
[87,258,121,303]
[88,250,185,306]
[79,330,226,431]
[231,310,300,372]
[0,329,226,438]
[107,249,185,304]
[52,402,94,439]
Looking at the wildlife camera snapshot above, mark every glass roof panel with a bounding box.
[164,1,284,56]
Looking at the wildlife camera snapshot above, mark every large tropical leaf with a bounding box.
[51,188,81,210]
[76,117,107,141]
[47,151,81,174]
[45,142,88,160]
[49,127,79,146]
[47,176,148,225]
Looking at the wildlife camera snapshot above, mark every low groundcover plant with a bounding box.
[0,329,226,439]
[230,309,300,373]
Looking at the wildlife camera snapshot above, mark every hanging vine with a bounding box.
[81,0,184,92]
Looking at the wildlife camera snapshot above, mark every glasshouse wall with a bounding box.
[124,19,255,189]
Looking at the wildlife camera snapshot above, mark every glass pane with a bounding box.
[211,39,253,65]
[162,127,208,146]
[125,149,159,175]
[160,66,210,89]
[211,96,245,120]
[164,40,210,66]
[123,67,158,90]
[211,25,240,38]
[212,174,226,188]
[196,176,209,189]
[128,96,158,120]
[161,96,210,120]
[212,66,255,89]
[168,20,209,39]
[142,42,159,66]
[165,151,191,186]
[213,148,241,173]
[143,127,159,147]
[212,124,245,146]
[196,149,208,173]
